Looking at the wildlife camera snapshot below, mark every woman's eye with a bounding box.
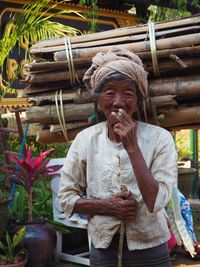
[103,91,114,96]
[125,92,134,97]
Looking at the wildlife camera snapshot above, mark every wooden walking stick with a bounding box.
[118,185,128,267]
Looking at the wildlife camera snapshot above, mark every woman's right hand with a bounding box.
[74,192,137,220]
[108,191,137,220]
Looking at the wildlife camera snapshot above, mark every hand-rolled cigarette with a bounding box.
[117,111,123,118]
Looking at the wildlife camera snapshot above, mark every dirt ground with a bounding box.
[56,256,200,267]
[172,252,200,267]
[172,203,200,267]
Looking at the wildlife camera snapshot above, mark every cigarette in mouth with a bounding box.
[117,111,123,118]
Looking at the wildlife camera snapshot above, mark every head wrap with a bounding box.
[83,48,148,98]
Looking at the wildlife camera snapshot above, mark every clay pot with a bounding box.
[0,261,25,267]
[0,254,27,267]
[15,219,56,267]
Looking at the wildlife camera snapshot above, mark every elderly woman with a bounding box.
[58,48,177,267]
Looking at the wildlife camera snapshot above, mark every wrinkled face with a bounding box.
[98,79,138,124]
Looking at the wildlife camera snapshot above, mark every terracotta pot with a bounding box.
[0,254,27,267]
[0,261,25,267]
[15,219,56,267]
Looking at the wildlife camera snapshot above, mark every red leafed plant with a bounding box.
[2,147,62,223]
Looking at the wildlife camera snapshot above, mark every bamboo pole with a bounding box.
[149,76,200,97]
[54,33,200,61]
[151,95,177,107]
[25,103,95,124]
[25,58,91,72]
[28,90,93,105]
[27,91,177,107]
[34,32,200,55]
[36,127,86,144]
[137,45,200,59]
[28,46,200,73]
[25,56,200,83]
[25,75,200,98]
[32,15,200,48]
[28,91,79,105]
[30,26,200,54]
[145,57,200,73]
[159,105,200,127]
[25,68,88,83]
[30,46,200,64]
[50,120,93,132]
[23,81,69,95]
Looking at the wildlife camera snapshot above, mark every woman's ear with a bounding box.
[97,98,102,111]
[98,102,102,111]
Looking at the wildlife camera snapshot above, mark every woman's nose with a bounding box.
[112,93,126,107]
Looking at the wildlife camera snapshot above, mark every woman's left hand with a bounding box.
[111,109,138,153]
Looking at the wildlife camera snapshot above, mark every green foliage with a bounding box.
[148,0,200,22]
[171,0,188,10]
[0,227,26,264]
[0,77,17,98]
[0,130,11,203]
[0,0,79,68]
[192,0,200,8]
[48,220,70,235]
[9,181,71,235]
[0,189,11,204]
[172,0,200,10]
[79,0,98,32]
[0,135,69,223]
[6,136,70,158]
[9,186,28,221]
[175,133,193,161]
[9,181,53,222]
[32,180,53,220]
[148,5,191,22]
[0,0,80,98]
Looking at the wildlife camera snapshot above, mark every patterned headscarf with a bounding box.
[83,48,148,98]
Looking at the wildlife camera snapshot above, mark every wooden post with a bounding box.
[15,111,26,155]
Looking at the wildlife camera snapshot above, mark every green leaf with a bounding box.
[48,220,70,235]
[12,227,26,249]
[18,186,27,220]
[0,241,6,254]
[5,231,13,260]
[0,0,80,95]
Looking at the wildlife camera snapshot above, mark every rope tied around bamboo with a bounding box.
[55,90,68,142]
[144,22,159,126]
[54,37,80,142]
[148,21,160,78]
[64,36,82,88]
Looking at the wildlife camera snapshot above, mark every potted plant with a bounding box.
[1,147,62,267]
[0,227,27,267]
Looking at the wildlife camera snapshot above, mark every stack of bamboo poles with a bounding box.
[23,15,200,144]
